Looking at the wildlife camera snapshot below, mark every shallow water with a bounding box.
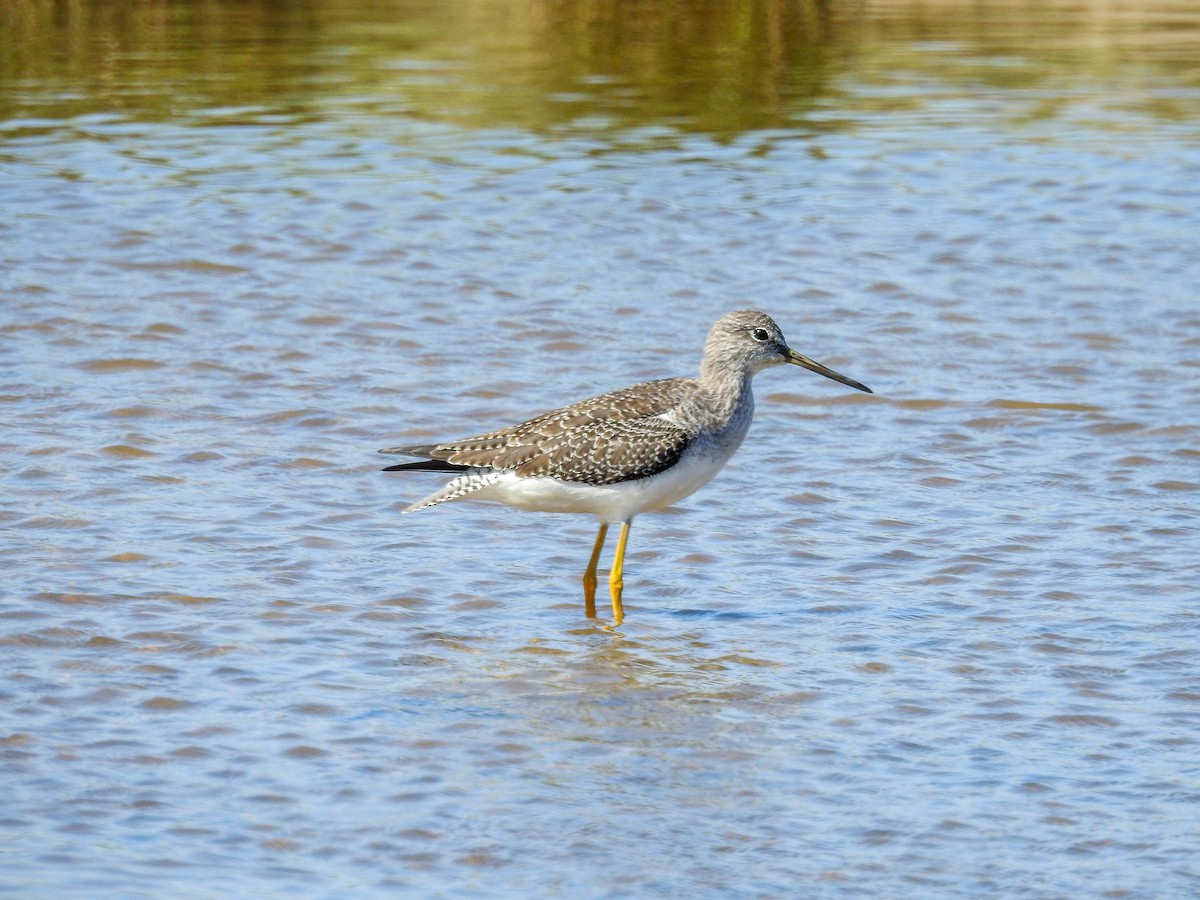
[3,0,1200,896]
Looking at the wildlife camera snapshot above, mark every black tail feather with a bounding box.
[382,458,468,473]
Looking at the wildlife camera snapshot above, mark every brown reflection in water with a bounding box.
[3,0,1197,131]
[0,0,841,131]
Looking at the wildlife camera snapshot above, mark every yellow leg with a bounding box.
[582,523,609,618]
[609,520,631,624]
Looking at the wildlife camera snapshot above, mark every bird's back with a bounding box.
[416,376,705,485]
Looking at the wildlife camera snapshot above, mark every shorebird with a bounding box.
[381,309,871,623]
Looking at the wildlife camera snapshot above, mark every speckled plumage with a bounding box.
[380,309,872,621]
[403,378,699,484]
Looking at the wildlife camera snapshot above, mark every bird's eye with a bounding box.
[750,328,771,343]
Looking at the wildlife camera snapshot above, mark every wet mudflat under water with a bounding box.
[2,0,1199,896]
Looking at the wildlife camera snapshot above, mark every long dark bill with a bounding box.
[785,349,873,394]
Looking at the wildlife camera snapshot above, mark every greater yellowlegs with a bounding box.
[381,309,871,622]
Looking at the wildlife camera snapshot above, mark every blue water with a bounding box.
[3,1,1199,896]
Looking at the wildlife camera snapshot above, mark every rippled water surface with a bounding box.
[3,0,1199,896]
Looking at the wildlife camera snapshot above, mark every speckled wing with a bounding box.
[396,377,699,485]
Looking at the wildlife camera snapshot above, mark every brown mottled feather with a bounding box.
[396,377,698,485]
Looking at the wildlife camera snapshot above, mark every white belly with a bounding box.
[471,439,743,523]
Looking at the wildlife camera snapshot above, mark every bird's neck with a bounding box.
[698,359,755,426]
